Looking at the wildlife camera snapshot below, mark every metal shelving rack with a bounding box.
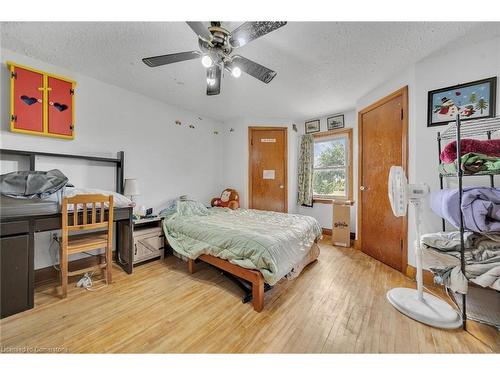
[436,115,500,329]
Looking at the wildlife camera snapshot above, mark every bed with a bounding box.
[162,200,322,312]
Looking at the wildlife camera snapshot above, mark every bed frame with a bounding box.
[187,241,319,312]
[188,255,266,312]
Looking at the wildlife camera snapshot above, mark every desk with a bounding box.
[0,207,133,318]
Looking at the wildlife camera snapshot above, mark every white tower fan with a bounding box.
[386,166,462,329]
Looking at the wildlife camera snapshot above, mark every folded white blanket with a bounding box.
[421,231,500,293]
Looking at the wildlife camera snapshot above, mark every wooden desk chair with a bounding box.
[60,194,114,298]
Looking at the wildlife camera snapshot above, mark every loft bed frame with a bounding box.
[0,148,125,193]
[0,148,133,271]
[436,115,500,330]
[0,148,134,318]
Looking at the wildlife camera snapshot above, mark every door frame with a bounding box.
[248,126,288,213]
[357,86,409,272]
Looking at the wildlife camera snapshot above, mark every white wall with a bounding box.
[0,49,224,269]
[3,33,500,271]
[296,110,358,230]
[221,117,299,213]
[414,36,500,232]
[355,35,500,266]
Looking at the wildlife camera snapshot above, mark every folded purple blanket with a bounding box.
[430,188,500,233]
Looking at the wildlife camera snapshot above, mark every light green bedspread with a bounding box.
[162,201,322,285]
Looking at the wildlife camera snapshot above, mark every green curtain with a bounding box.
[297,134,314,207]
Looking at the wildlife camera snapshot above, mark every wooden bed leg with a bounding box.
[252,277,264,312]
[188,258,195,274]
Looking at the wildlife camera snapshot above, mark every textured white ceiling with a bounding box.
[1,22,495,121]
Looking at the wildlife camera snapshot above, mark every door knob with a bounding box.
[279,185,284,189]
[360,186,366,191]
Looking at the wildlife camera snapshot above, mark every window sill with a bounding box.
[313,198,334,204]
[313,197,353,204]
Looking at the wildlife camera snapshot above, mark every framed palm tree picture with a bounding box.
[427,77,497,127]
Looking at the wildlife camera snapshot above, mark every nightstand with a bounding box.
[132,216,165,265]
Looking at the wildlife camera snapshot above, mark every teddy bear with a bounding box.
[211,188,240,210]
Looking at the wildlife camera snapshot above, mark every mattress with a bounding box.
[0,195,59,218]
[162,200,322,285]
[1,187,132,219]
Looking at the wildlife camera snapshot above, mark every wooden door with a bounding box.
[358,87,408,272]
[47,76,74,137]
[249,127,288,212]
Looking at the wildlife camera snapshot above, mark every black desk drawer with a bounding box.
[0,220,30,237]
[1,234,31,318]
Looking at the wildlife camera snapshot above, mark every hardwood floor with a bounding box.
[0,237,495,353]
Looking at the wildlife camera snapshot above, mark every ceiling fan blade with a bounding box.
[206,65,221,96]
[142,51,201,67]
[230,21,287,48]
[186,21,211,39]
[229,55,277,84]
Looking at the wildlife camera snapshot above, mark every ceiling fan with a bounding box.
[142,21,287,95]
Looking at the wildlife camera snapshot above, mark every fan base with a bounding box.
[387,288,462,329]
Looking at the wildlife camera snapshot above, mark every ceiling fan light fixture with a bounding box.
[231,66,241,78]
[143,22,287,95]
[201,54,214,68]
[206,66,217,86]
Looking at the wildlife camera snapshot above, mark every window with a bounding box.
[313,129,352,201]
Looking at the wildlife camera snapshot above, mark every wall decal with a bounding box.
[189,124,195,129]
[175,120,182,125]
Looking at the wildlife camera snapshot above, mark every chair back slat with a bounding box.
[100,201,105,222]
[82,203,88,225]
[62,194,113,232]
[91,202,96,224]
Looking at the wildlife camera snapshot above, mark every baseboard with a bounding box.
[405,264,435,286]
[35,253,111,286]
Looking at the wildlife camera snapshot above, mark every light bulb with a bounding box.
[231,66,241,78]
[201,55,213,68]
